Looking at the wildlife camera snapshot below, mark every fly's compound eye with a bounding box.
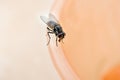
[58,32,65,38]
[58,33,65,42]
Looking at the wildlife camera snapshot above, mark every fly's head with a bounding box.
[58,32,66,42]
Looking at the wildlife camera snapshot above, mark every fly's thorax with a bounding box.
[54,25,63,33]
[47,21,57,29]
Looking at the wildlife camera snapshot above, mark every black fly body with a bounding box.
[40,13,66,46]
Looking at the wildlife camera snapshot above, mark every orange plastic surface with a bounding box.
[103,65,120,80]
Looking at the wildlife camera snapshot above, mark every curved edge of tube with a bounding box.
[48,0,80,79]
[47,37,80,80]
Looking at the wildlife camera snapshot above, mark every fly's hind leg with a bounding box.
[47,32,50,45]
[47,32,54,45]
[56,37,58,46]
[47,27,54,45]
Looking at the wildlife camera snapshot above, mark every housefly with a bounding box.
[40,13,66,46]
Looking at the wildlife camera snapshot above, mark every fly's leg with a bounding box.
[47,32,50,45]
[47,27,54,45]
[56,37,58,46]
[46,27,52,37]
[47,27,52,31]
[47,31,54,45]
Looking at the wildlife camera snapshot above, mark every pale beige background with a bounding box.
[0,0,61,80]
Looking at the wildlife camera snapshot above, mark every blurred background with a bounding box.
[0,0,61,80]
[1,0,120,80]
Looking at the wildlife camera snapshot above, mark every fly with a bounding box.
[40,13,66,46]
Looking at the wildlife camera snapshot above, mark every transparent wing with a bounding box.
[40,16,49,24]
[48,13,59,24]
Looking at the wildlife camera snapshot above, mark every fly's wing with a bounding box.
[48,13,60,24]
[40,16,49,24]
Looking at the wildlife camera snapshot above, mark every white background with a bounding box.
[0,0,61,80]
